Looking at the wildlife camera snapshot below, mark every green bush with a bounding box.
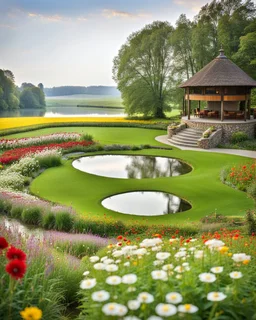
[54,241,103,259]
[55,212,74,232]
[247,182,256,201]
[231,131,248,143]
[21,207,42,225]
[0,200,12,215]
[10,206,23,219]
[42,211,56,229]
[246,210,256,235]
[80,133,93,142]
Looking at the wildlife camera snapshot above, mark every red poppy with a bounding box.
[6,259,26,279]
[0,237,8,250]
[6,246,26,261]
[117,235,123,240]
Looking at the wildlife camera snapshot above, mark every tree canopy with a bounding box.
[113,21,174,118]
[0,70,46,110]
[113,0,256,116]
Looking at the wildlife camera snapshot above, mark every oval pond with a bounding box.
[102,191,191,216]
[72,155,191,179]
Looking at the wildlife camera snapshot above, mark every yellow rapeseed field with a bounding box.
[0,117,151,131]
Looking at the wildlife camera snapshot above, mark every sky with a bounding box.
[0,0,253,87]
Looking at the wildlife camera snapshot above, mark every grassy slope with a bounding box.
[6,126,253,225]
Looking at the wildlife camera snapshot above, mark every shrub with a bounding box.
[0,171,26,190]
[247,182,256,201]
[231,131,248,143]
[55,212,74,232]
[246,210,256,235]
[7,157,40,177]
[10,206,23,219]
[0,200,12,215]
[21,207,42,225]
[42,212,56,229]
[54,241,103,259]
[80,133,93,142]
[34,149,62,168]
[200,213,228,224]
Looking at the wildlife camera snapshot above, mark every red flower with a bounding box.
[117,235,123,240]
[6,259,26,279]
[6,246,26,261]
[0,237,8,250]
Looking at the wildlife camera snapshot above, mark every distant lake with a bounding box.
[0,94,126,118]
[0,107,126,118]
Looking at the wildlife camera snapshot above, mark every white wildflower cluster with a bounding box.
[0,133,81,150]
[5,156,40,177]
[79,235,253,319]
[0,171,26,190]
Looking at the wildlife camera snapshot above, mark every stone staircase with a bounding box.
[168,128,203,148]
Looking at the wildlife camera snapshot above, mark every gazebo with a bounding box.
[180,49,256,121]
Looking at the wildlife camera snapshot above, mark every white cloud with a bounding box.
[102,9,150,19]
[28,12,69,23]
[173,0,207,12]
[0,24,16,29]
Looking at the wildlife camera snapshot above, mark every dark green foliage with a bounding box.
[21,207,42,225]
[113,21,174,118]
[42,211,56,229]
[80,133,93,142]
[54,241,103,259]
[20,85,46,109]
[231,131,249,143]
[247,182,256,201]
[0,69,19,110]
[55,212,74,231]
[246,210,256,235]
[0,200,12,215]
[10,206,23,219]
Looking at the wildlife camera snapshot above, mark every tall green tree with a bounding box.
[171,15,196,79]
[0,69,19,110]
[113,21,174,118]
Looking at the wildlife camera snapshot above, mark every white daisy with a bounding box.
[156,252,171,260]
[80,278,96,289]
[91,290,110,302]
[105,264,119,272]
[89,256,100,263]
[230,271,243,279]
[166,292,183,304]
[137,292,154,304]
[127,300,141,310]
[106,275,122,285]
[151,270,168,280]
[155,303,177,317]
[122,274,137,284]
[207,292,227,301]
[178,304,198,313]
[199,273,216,283]
[210,266,224,274]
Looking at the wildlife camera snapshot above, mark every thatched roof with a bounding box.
[179,49,256,88]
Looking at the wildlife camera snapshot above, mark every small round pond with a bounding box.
[72,155,191,179]
[102,191,191,216]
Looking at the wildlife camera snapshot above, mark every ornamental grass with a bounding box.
[78,231,256,320]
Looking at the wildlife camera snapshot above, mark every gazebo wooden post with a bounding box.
[182,96,185,116]
[198,100,201,111]
[248,98,251,120]
[188,99,191,120]
[221,88,224,122]
[244,95,248,121]
[187,88,191,120]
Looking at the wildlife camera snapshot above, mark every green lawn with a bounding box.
[6,127,254,225]
[46,94,123,108]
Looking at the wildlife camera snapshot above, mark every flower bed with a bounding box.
[0,132,82,150]
[79,231,256,319]
[0,140,94,164]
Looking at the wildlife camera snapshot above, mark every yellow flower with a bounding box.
[219,246,229,254]
[228,253,232,257]
[20,307,42,320]
[243,259,250,265]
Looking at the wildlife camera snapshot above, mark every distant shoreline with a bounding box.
[77,105,123,109]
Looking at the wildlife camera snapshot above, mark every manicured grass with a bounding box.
[3,127,165,146]
[11,126,251,226]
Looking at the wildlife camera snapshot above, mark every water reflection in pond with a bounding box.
[72,155,191,179]
[102,191,191,216]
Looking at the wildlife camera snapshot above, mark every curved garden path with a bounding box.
[156,135,256,159]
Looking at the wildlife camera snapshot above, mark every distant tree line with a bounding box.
[0,69,46,110]
[44,86,120,96]
[113,0,256,117]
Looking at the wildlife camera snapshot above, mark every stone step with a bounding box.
[168,139,198,148]
[171,135,200,143]
[177,132,202,138]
